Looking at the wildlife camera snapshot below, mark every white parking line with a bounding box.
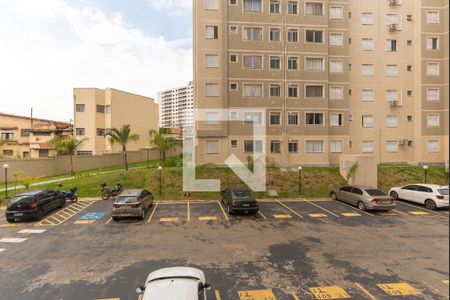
[305,200,340,218]
[0,249,5,253]
[0,238,28,243]
[397,201,442,215]
[18,229,46,234]
[335,201,374,217]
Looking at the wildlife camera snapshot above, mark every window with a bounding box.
[76,128,85,136]
[271,141,281,153]
[287,29,298,42]
[407,90,413,97]
[288,112,299,125]
[243,84,263,97]
[230,54,238,63]
[330,114,343,126]
[288,140,299,153]
[229,0,237,5]
[270,56,281,69]
[407,40,412,47]
[1,133,14,140]
[407,65,412,71]
[386,39,397,52]
[288,84,298,98]
[330,86,343,100]
[39,149,49,158]
[205,83,219,96]
[230,83,238,91]
[230,111,238,120]
[288,1,298,14]
[427,114,440,127]
[361,38,374,51]
[96,105,105,113]
[386,90,398,102]
[244,27,262,40]
[361,12,374,25]
[270,0,280,13]
[305,2,323,16]
[362,115,374,128]
[427,88,440,101]
[244,0,262,12]
[205,0,219,9]
[244,112,263,124]
[427,37,439,50]
[2,150,13,157]
[386,65,398,77]
[330,60,343,73]
[306,30,323,43]
[331,140,342,153]
[329,33,343,46]
[427,11,439,24]
[205,112,219,124]
[329,6,343,20]
[386,141,398,153]
[229,25,238,33]
[206,54,219,67]
[96,128,105,136]
[270,28,281,42]
[427,140,439,153]
[230,140,238,147]
[244,140,263,153]
[205,26,219,39]
[288,57,298,70]
[362,141,374,153]
[75,104,85,112]
[386,115,398,127]
[305,57,324,71]
[270,112,281,125]
[270,84,281,97]
[306,113,324,125]
[23,151,30,158]
[206,140,219,154]
[77,151,93,156]
[244,55,262,69]
[305,85,323,98]
[21,129,30,137]
[426,63,439,76]
[361,64,374,76]
[386,14,398,25]
[306,140,324,153]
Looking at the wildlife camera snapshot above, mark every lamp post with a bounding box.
[146,146,150,169]
[298,166,303,195]
[3,164,9,199]
[158,166,163,197]
[423,165,429,183]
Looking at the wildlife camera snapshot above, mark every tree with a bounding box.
[107,125,139,171]
[51,136,88,175]
[149,128,179,161]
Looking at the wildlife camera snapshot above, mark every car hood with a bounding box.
[146,267,205,284]
[143,279,199,300]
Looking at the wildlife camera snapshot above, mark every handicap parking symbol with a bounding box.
[79,212,106,220]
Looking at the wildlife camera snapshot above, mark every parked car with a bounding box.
[136,267,211,300]
[5,190,65,222]
[112,189,153,221]
[220,187,259,215]
[389,184,449,210]
[331,185,396,211]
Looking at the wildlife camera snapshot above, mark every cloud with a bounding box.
[147,0,191,15]
[0,0,192,122]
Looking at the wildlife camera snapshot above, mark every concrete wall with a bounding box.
[340,155,378,187]
[0,147,181,182]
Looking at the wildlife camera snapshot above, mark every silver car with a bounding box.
[331,185,396,211]
[112,189,153,221]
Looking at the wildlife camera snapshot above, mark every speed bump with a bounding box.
[377,283,421,296]
[310,286,351,299]
[238,290,276,300]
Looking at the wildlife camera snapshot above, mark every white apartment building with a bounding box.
[158,82,194,130]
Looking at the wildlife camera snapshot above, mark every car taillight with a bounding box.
[371,199,381,203]
[31,201,38,209]
[436,195,445,200]
[232,201,238,208]
[130,204,140,208]
[113,204,120,209]
[389,198,395,204]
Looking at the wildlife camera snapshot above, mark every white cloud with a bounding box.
[0,0,192,122]
[147,0,191,16]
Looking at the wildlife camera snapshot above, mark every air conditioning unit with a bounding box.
[407,140,413,147]
[389,23,399,31]
[389,100,399,107]
[399,139,408,145]
[407,15,413,21]
[390,0,400,5]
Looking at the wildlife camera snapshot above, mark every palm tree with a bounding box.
[51,136,88,175]
[149,128,179,161]
[107,125,140,171]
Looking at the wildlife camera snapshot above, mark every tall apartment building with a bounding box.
[158,82,194,130]
[194,0,449,166]
[73,88,159,155]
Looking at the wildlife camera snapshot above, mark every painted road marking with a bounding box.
[291,292,300,300]
[79,212,107,220]
[147,201,159,224]
[36,200,96,226]
[391,209,409,216]
[409,211,430,216]
[276,200,304,218]
[422,281,444,296]
[341,213,361,217]
[217,201,229,221]
[310,286,351,299]
[336,201,374,216]
[74,220,96,224]
[443,280,449,286]
[239,290,276,300]
[215,290,222,300]
[105,218,112,224]
[273,214,292,219]
[187,201,190,222]
[306,200,340,218]
[355,283,376,300]
[378,211,398,216]
[258,211,268,220]
[159,217,179,222]
[309,213,328,218]
[397,201,441,215]
[377,283,421,296]
[1,223,22,228]
[0,249,4,253]
[95,298,120,300]
[0,238,28,243]
[199,216,217,221]
[18,229,46,234]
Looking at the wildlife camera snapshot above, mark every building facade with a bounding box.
[73,88,159,155]
[0,113,72,159]
[193,0,449,166]
[158,82,194,130]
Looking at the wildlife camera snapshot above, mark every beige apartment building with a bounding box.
[193,0,449,166]
[0,113,72,159]
[73,88,159,155]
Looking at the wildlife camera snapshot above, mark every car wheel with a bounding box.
[35,210,45,221]
[425,199,437,210]
[357,201,367,211]
[390,191,399,200]
[112,217,119,222]
[140,209,145,220]
[331,192,338,201]
[6,218,15,223]
[59,199,66,208]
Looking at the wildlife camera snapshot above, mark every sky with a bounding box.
[0,0,193,122]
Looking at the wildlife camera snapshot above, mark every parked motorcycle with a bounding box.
[100,182,123,200]
[57,183,78,203]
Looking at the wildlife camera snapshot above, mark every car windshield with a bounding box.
[9,196,33,205]
[116,196,139,204]
[233,190,250,197]
[365,189,386,196]
[438,189,449,196]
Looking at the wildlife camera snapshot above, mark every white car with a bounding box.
[136,267,211,300]
[389,184,449,210]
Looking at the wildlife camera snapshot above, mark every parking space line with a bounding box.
[160,217,178,222]
[0,217,5,222]
[215,290,221,300]
[238,290,276,300]
[422,281,447,297]
[146,202,159,224]
[390,209,409,216]
[276,200,304,219]
[341,213,361,217]
[0,249,4,253]
[397,201,441,215]
[377,283,422,296]
[310,286,351,299]
[217,201,229,221]
[335,201,374,216]
[0,238,28,243]
[409,211,430,216]
[258,211,268,220]
[355,283,376,300]
[443,280,449,286]
[273,214,292,219]
[18,229,46,234]
[187,201,190,222]
[74,220,96,224]
[199,216,217,221]
[305,200,339,218]
[291,292,300,300]
[105,218,112,224]
[309,213,328,218]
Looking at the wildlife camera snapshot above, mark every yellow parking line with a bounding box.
[409,211,430,216]
[306,200,339,218]
[217,201,229,221]
[276,200,304,218]
[160,217,178,222]
[258,210,268,220]
[215,290,222,300]
[273,214,292,219]
[341,213,361,217]
[199,216,217,221]
[291,292,300,300]
[309,213,328,218]
[392,209,409,216]
[397,201,441,215]
[65,207,79,214]
[336,201,374,216]
[310,286,351,299]
[147,202,159,224]
[355,283,376,300]
[138,295,143,300]
[187,201,190,222]
[443,280,449,286]
[74,220,96,224]
[422,281,446,296]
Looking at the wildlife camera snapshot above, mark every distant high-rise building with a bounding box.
[158,82,194,131]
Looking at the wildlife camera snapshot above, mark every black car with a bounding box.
[220,187,259,215]
[5,190,65,222]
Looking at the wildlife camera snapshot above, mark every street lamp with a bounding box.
[298,166,303,196]
[158,166,163,197]
[145,146,150,169]
[3,164,9,199]
[423,165,429,183]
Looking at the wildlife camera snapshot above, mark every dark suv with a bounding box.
[5,190,65,222]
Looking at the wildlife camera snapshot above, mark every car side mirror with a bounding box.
[203,283,212,291]
[135,285,145,294]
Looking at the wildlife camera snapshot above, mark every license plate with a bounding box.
[14,213,23,217]
[242,204,250,207]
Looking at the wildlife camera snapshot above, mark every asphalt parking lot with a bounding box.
[0,198,448,300]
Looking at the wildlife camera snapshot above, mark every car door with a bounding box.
[349,187,364,205]
[399,185,419,202]
[48,191,60,210]
[37,192,52,213]
[416,185,433,204]
[337,186,352,203]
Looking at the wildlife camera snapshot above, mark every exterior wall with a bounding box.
[158,82,194,130]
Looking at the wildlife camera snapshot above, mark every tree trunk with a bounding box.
[69,153,75,176]
[162,151,166,161]
[123,146,128,171]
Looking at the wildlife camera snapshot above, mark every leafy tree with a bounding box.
[106,125,140,171]
[19,175,42,190]
[51,136,88,175]
[149,128,179,161]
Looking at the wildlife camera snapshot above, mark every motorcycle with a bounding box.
[100,182,123,200]
[57,183,78,203]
